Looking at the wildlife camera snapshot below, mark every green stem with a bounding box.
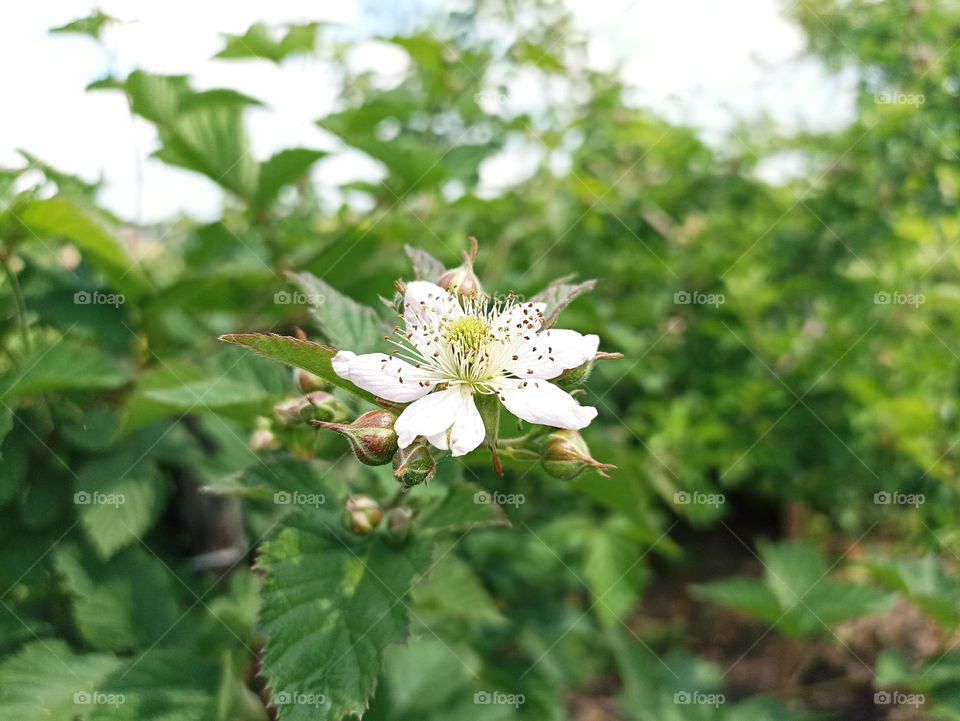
[1,254,29,354]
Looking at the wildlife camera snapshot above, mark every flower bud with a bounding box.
[540,430,616,480]
[294,367,331,393]
[274,392,348,426]
[392,438,436,488]
[385,506,414,543]
[342,495,383,535]
[249,427,278,452]
[438,239,483,298]
[317,410,399,466]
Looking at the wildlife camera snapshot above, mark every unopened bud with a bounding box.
[385,507,414,543]
[438,239,483,298]
[540,430,616,480]
[294,367,331,393]
[392,438,436,488]
[317,410,399,466]
[274,392,348,426]
[249,427,278,452]
[342,495,383,535]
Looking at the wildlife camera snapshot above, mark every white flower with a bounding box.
[332,281,599,457]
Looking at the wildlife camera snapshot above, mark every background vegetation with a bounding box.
[1,0,959,719]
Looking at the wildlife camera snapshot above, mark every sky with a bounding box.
[0,0,857,223]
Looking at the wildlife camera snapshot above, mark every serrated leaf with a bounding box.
[218,333,380,405]
[258,514,434,721]
[584,521,649,627]
[0,640,121,721]
[530,276,596,328]
[19,198,146,295]
[216,22,319,63]
[0,341,131,401]
[691,577,783,627]
[404,245,446,281]
[290,272,388,354]
[757,540,828,610]
[255,149,327,207]
[50,10,116,39]
[75,452,169,559]
[418,482,511,532]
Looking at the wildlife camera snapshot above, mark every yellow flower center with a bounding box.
[445,316,490,354]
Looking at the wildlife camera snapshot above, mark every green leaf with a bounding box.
[530,276,596,328]
[75,451,169,559]
[0,407,12,462]
[290,272,388,354]
[404,245,446,281]
[418,482,511,532]
[53,544,181,653]
[154,106,259,200]
[0,640,121,721]
[19,198,146,295]
[216,23,319,63]
[258,514,434,720]
[757,540,828,610]
[255,149,327,207]
[0,341,131,401]
[218,333,380,405]
[691,577,784,627]
[411,555,507,629]
[50,10,116,39]
[584,520,649,628]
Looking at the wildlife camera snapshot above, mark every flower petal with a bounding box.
[493,301,547,340]
[331,351,437,403]
[505,329,600,380]
[394,387,465,448]
[395,386,486,456]
[403,281,462,350]
[495,378,598,430]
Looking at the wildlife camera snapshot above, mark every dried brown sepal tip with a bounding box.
[438,237,483,298]
[540,430,616,480]
[316,409,399,466]
[393,438,436,488]
[342,495,383,535]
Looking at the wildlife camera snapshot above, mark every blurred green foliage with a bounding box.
[1,0,960,719]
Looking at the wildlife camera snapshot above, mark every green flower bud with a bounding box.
[555,358,596,388]
[274,392,348,426]
[294,367,332,393]
[342,495,383,535]
[438,238,483,298]
[249,427,278,452]
[392,438,437,488]
[540,430,616,480]
[385,507,414,543]
[317,410,399,466]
